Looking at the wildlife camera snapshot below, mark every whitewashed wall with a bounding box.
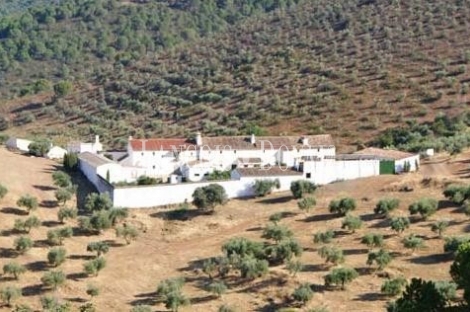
[395,155,420,173]
[302,159,380,185]
[6,138,32,152]
[282,146,336,166]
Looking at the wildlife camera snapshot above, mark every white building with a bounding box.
[354,147,420,173]
[78,152,124,186]
[46,146,67,159]
[67,136,103,154]
[5,137,32,152]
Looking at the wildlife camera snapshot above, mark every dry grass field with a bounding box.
[0,146,470,311]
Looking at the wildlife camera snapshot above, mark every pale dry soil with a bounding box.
[0,147,469,311]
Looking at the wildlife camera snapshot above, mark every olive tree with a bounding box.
[324,267,358,290]
[367,249,393,270]
[192,184,228,213]
[290,180,316,199]
[86,241,109,257]
[47,247,67,267]
[206,281,227,298]
[253,179,280,197]
[52,171,72,188]
[341,214,363,233]
[83,257,106,276]
[84,193,113,212]
[402,234,424,253]
[264,239,303,264]
[409,198,438,220]
[57,207,77,223]
[14,216,41,233]
[361,233,384,248]
[286,259,303,277]
[0,286,21,306]
[381,277,407,297]
[297,197,316,213]
[329,197,356,216]
[450,242,470,304]
[86,284,100,299]
[0,184,7,201]
[318,246,344,266]
[55,188,73,206]
[374,198,400,217]
[390,216,410,235]
[262,224,293,242]
[313,230,335,244]
[17,195,38,214]
[41,270,66,290]
[292,283,313,305]
[431,220,449,238]
[3,262,26,279]
[47,227,73,246]
[14,236,33,254]
[115,225,139,244]
[156,277,189,312]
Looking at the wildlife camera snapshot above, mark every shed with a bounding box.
[46,146,67,159]
[354,147,420,173]
[5,137,32,152]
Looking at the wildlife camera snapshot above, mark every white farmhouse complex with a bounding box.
[74,133,420,208]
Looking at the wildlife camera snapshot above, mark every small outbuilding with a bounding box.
[5,137,32,152]
[46,146,67,160]
[354,147,420,174]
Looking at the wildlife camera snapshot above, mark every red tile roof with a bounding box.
[129,139,195,151]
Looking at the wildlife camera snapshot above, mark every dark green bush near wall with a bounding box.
[137,176,158,185]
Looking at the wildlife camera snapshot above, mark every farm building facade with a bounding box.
[75,133,420,208]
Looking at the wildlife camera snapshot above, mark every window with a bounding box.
[195,173,200,177]
[153,166,155,169]
[204,173,209,176]
[152,152,155,156]
[141,152,144,156]
[306,173,311,178]
[220,150,223,154]
[234,150,237,154]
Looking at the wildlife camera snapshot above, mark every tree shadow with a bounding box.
[236,276,287,294]
[65,297,88,303]
[355,266,375,275]
[256,195,293,205]
[42,220,62,227]
[40,200,58,208]
[33,240,51,248]
[150,209,201,221]
[343,248,368,256]
[130,292,159,307]
[66,272,88,281]
[1,207,27,215]
[361,213,379,222]
[0,248,18,258]
[255,298,292,312]
[1,229,21,236]
[302,263,327,272]
[354,292,385,302]
[68,254,95,261]
[102,239,126,247]
[33,185,57,191]
[408,253,453,265]
[246,226,263,232]
[438,200,457,210]
[21,284,45,297]
[370,218,390,229]
[25,261,49,272]
[302,213,337,223]
[189,295,214,304]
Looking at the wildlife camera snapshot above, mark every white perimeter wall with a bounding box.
[303,159,380,185]
[112,174,300,208]
[395,155,420,173]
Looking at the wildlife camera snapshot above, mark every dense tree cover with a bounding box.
[450,242,470,304]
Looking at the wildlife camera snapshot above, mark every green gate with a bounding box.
[380,160,395,175]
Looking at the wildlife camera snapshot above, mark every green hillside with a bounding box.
[1,0,470,152]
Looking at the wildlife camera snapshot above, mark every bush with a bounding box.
[265,239,303,264]
[268,212,282,224]
[3,262,26,279]
[402,234,424,253]
[57,207,77,223]
[431,220,449,238]
[14,216,41,233]
[47,247,67,267]
[381,277,407,297]
[297,197,316,213]
[192,184,228,213]
[375,198,400,217]
[444,236,470,254]
[290,180,316,199]
[16,195,38,214]
[218,304,238,312]
[313,230,335,244]
[0,184,7,200]
[318,246,344,265]
[0,286,21,306]
[329,197,356,216]
[292,283,313,305]
[443,184,470,205]
[361,233,384,248]
[222,237,264,259]
[47,227,73,246]
[286,259,303,277]
[41,270,66,290]
[156,277,189,311]
[83,257,106,276]
[450,242,470,304]
[86,241,109,257]
[137,175,158,185]
[253,179,280,197]
[434,281,457,301]
[409,198,438,220]
[390,216,410,234]
[14,236,33,254]
[63,153,79,171]
[131,306,152,312]
[55,188,73,206]
[367,249,392,270]
[86,284,100,298]
[262,224,293,242]
[238,256,269,279]
[206,281,227,297]
[115,225,139,244]
[85,193,113,212]
[389,278,446,311]
[341,214,362,233]
[28,140,50,157]
[52,171,72,188]
[324,267,358,290]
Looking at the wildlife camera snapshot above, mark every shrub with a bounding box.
[409,198,438,220]
[11,304,33,312]
[115,225,139,244]
[381,277,407,297]
[85,193,113,212]
[268,212,282,224]
[47,247,67,267]
[297,197,316,213]
[218,304,238,312]
[0,286,21,306]
[324,267,358,290]
[450,242,470,304]
[28,140,50,157]
[402,234,424,253]
[238,256,269,279]
[253,179,280,197]
[57,207,77,223]
[55,188,73,206]
[341,214,362,233]
[14,236,33,254]
[89,211,113,232]
[444,236,470,254]
[156,277,189,311]
[361,233,384,248]
[206,281,227,297]
[389,278,446,311]
[313,230,335,244]
[107,208,128,225]
[52,171,72,188]
[318,246,344,265]
[0,184,7,200]
[367,249,392,270]
[262,224,293,242]
[390,216,410,234]
[286,259,303,277]
[329,198,356,216]
[292,283,313,305]
[86,241,109,257]
[16,195,38,214]
[375,198,400,217]
[40,295,70,311]
[192,184,228,213]
[41,270,66,290]
[431,220,449,238]
[434,281,457,301]
[443,184,470,205]
[86,284,100,298]
[3,262,26,279]
[14,216,41,233]
[63,153,79,171]
[265,239,303,264]
[47,227,73,246]
[131,306,152,312]
[83,257,106,276]
[137,175,158,185]
[222,237,264,259]
[290,180,316,199]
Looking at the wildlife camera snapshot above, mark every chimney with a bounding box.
[250,133,256,144]
[196,132,202,145]
[128,136,133,141]
[301,136,309,146]
[95,135,100,144]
